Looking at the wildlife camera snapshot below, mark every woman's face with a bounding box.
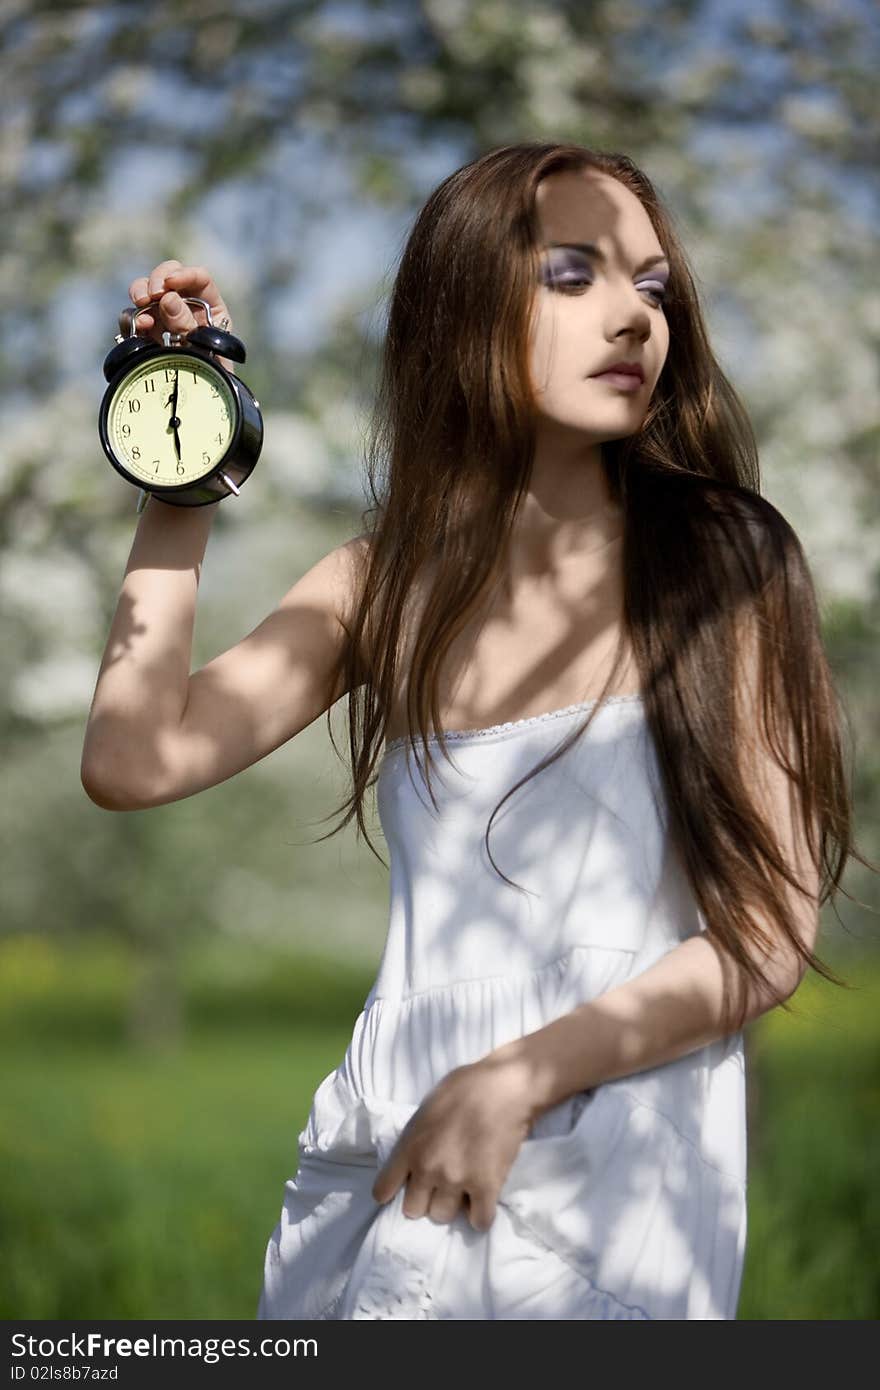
[529,168,670,443]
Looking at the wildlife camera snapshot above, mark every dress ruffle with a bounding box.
[258,991,747,1321]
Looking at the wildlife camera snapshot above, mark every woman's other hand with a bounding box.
[371,1055,535,1232]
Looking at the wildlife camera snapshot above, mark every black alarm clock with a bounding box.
[98,296,263,508]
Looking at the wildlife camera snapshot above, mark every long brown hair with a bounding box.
[315,140,877,1034]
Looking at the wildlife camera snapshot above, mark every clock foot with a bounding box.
[219,472,241,497]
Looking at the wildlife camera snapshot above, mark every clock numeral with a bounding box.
[210,387,219,398]
[153,460,161,473]
[121,423,131,437]
[202,451,210,465]
[164,368,175,381]
[131,446,141,460]
[144,378,156,394]
[215,432,223,444]
[192,370,198,383]
[177,463,185,476]
[128,398,141,413]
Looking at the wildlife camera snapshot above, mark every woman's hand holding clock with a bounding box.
[101,257,262,506]
[122,260,236,373]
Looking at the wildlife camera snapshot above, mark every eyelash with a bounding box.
[544,271,669,306]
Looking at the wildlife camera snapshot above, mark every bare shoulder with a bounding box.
[303,528,375,688]
[707,485,798,548]
[330,529,373,635]
[279,528,371,620]
[704,486,804,600]
[334,529,373,594]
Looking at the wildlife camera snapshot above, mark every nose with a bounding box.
[589,277,652,338]
[609,301,652,345]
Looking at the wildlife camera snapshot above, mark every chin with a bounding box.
[532,401,647,442]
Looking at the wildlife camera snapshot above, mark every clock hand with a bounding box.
[166,367,182,462]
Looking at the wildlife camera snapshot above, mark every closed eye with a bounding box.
[539,248,670,305]
[542,268,669,305]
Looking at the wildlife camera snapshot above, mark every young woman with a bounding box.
[82,141,866,1320]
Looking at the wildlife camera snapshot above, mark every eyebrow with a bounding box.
[543,242,669,273]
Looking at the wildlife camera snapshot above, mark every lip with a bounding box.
[589,361,645,383]
[590,370,644,391]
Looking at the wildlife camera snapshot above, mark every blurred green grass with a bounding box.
[0,932,877,1319]
[739,956,880,1319]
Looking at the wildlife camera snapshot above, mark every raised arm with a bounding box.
[83,257,372,811]
[81,510,370,811]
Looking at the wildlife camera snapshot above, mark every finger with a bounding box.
[401,1177,433,1221]
[118,305,154,336]
[466,1191,496,1233]
[147,259,184,299]
[128,274,150,305]
[372,1155,407,1204]
[427,1187,464,1226]
[123,275,157,337]
[162,264,231,325]
[154,289,199,335]
[126,263,184,340]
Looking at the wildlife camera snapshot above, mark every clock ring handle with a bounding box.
[122,295,220,339]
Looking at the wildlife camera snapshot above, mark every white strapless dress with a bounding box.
[256,694,748,1320]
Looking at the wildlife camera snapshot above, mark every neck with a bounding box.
[504,433,624,585]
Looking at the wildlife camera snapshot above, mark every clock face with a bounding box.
[106,352,237,488]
